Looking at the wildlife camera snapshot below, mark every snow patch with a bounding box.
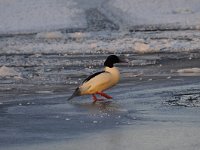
[36,31,64,39]
[177,68,200,73]
[0,66,21,77]
[134,42,150,53]
[133,40,171,53]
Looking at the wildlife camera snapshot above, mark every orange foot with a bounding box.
[96,92,113,99]
[92,94,104,103]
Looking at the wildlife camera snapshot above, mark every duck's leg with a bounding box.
[92,94,103,103]
[92,94,97,102]
[97,92,113,99]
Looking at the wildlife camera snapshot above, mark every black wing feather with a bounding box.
[82,71,105,83]
[67,87,80,101]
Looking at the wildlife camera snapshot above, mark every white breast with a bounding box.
[79,67,120,95]
[104,67,120,84]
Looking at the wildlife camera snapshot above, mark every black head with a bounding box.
[104,55,126,68]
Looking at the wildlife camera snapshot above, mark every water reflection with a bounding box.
[69,100,122,113]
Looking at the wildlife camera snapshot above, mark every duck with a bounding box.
[68,55,127,103]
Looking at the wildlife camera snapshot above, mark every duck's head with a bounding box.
[104,55,128,68]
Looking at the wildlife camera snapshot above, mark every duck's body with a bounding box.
[68,55,126,102]
[79,67,120,95]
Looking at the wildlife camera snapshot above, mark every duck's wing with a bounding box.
[82,71,105,83]
[68,71,105,100]
[80,71,112,95]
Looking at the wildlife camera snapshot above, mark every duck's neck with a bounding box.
[104,66,120,80]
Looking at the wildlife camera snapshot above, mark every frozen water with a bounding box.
[1,76,200,150]
[166,89,200,107]
[11,125,200,150]
[0,49,199,150]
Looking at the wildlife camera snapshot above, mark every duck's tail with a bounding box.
[67,88,81,101]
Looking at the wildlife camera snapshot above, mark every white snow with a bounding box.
[1,30,200,54]
[104,0,200,28]
[0,0,86,34]
[1,0,200,34]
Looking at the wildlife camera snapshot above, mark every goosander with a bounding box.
[68,55,127,103]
